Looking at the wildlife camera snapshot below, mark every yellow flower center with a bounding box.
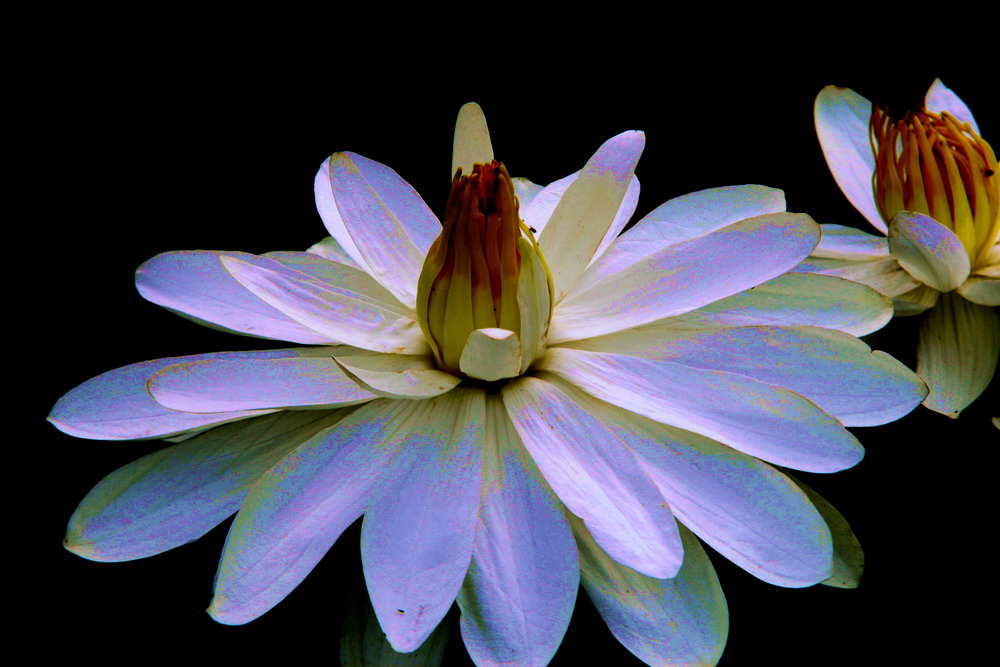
[870,105,999,269]
[416,160,553,379]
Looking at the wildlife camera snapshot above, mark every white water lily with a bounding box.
[807,79,999,417]
[50,103,927,666]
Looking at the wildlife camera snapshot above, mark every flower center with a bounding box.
[870,105,999,269]
[416,161,553,381]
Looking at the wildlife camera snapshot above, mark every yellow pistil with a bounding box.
[417,160,553,376]
[871,105,1000,269]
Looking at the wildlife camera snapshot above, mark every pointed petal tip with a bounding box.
[205,596,249,626]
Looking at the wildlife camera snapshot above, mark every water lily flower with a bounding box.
[808,79,999,417]
[50,103,927,666]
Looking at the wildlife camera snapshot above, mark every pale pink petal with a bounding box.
[888,211,971,292]
[925,78,979,134]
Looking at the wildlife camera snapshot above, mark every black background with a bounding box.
[27,23,997,666]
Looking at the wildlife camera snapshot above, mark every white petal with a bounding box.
[502,376,683,579]
[459,328,522,382]
[925,78,979,134]
[136,251,335,344]
[589,176,640,266]
[539,131,645,303]
[918,292,1000,417]
[148,348,375,412]
[362,388,485,653]
[892,283,942,316]
[452,102,494,177]
[264,250,412,316]
[48,353,276,441]
[631,420,833,588]
[795,255,921,299]
[958,275,1000,306]
[319,152,440,306]
[457,396,578,667]
[814,85,885,232]
[208,398,412,625]
[515,236,551,373]
[563,325,926,426]
[573,516,727,667]
[335,352,460,399]
[538,350,863,473]
[550,213,820,344]
[575,185,786,295]
[306,236,364,269]
[662,272,893,337]
[341,584,451,667]
[65,410,345,562]
[786,473,865,589]
[521,172,577,236]
[221,255,428,355]
[888,211,971,292]
[811,224,890,260]
[512,176,543,211]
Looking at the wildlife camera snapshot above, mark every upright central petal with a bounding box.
[870,105,999,269]
[417,161,553,380]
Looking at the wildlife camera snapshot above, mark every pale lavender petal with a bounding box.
[564,325,926,426]
[325,152,440,307]
[521,172,577,236]
[925,78,979,134]
[65,410,345,562]
[814,85,885,232]
[662,272,893,337]
[221,255,428,355]
[340,584,451,666]
[573,516,727,667]
[812,224,890,259]
[795,255,921,300]
[208,398,412,625]
[539,131,645,302]
[888,211,971,292]
[361,388,485,653]
[589,176,640,266]
[786,473,865,589]
[136,251,334,344]
[539,350,863,473]
[512,177,543,213]
[48,352,279,440]
[148,348,376,412]
[306,236,364,269]
[550,213,820,344]
[457,396,578,666]
[502,376,683,579]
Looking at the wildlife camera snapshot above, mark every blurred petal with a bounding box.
[65,410,345,562]
[457,396,577,667]
[888,211,971,292]
[221,255,428,355]
[539,350,863,473]
[335,352,460,399]
[564,325,926,426]
[208,398,412,625]
[48,352,277,440]
[661,272,893,337]
[148,349,376,412]
[925,78,979,134]
[319,152,440,306]
[551,213,820,343]
[452,102,494,177]
[362,388,485,653]
[918,292,1000,417]
[785,473,865,589]
[539,131,645,302]
[575,185,786,295]
[815,85,885,232]
[502,376,683,579]
[958,275,1000,306]
[811,224,890,260]
[136,251,334,344]
[573,516,728,667]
